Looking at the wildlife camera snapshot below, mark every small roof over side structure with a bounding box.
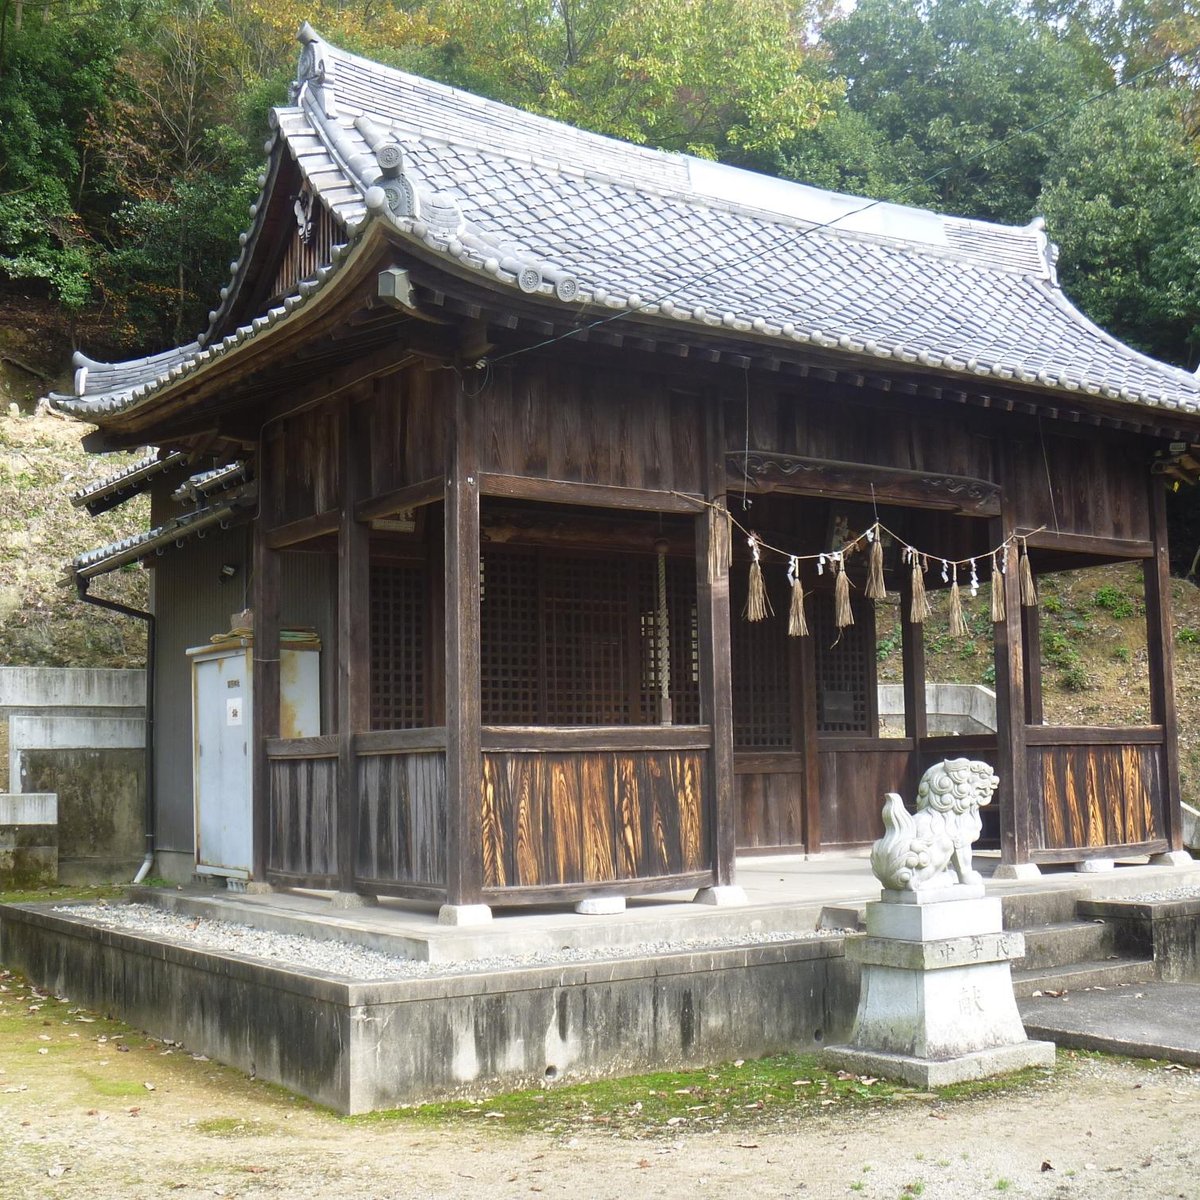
[50,24,1200,444]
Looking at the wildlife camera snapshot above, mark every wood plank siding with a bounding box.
[479,747,708,889]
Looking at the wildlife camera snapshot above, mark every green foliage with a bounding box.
[1092,584,1135,618]
[1060,662,1093,691]
[817,0,1107,223]
[1039,85,1200,368]
[0,13,127,310]
[1179,627,1200,645]
[424,0,837,166]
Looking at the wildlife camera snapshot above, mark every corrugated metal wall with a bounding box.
[150,510,335,857]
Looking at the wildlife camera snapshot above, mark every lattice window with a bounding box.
[369,563,426,730]
[481,549,700,726]
[480,551,542,724]
[811,592,876,734]
[730,571,793,749]
[543,556,632,724]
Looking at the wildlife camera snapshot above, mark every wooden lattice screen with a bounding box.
[480,549,699,726]
[369,563,426,730]
[730,571,793,749]
[811,592,876,734]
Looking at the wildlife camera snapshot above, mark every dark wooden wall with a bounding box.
[367,366,447,496]
[1007,431,1150,542]
[473,363,706,494]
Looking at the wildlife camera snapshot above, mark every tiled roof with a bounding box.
[53,25,1200,424]
[170,461,250,505]
[70,450,190,515]
[70,490,256,582]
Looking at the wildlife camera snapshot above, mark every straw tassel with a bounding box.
[1019,537,1038,607]
[834,554,854,628]
[908,552,931,624]
[991,551,1006,623]
[708,502,732,584]
[744,534,772,621]
[948,564,967,637]
[865,528,886,601]
[787,557,808,637]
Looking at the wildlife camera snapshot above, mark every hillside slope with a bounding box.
[1,403,149,670]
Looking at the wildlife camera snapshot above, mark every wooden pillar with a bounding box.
[1021,601,1044,725]
[251,430,281,882]
[336,396,372,892]
[695,401,736,885]
[900,578,927,743]
[443,376,484,906]
[991,513,1031,866]
[797,627,822,854]
[1144,479,1183,850]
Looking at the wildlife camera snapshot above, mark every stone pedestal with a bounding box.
[825,886,1055,1086]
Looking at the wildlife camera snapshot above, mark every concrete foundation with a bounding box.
[0,901,856,1115]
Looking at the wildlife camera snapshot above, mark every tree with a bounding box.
[0,9,129,316]
[818,0,1108,224]
[1039,85,1200,369]
[423,0,837,166]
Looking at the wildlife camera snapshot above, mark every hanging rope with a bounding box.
[654,539,672,726]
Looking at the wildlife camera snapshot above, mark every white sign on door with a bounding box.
[227,697,244,726]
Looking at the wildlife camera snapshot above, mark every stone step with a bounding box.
[1017,919,1122,971]
[999,889,1088,930]
[1011,957,1155,999]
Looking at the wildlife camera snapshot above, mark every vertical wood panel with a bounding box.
[1030,743,1164,852]
[816,747,914,847]
[268,758,338,878]
[355,751,446,885]
[479,749,708,887]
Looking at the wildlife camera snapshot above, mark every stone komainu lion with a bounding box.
[870,758,1000,892]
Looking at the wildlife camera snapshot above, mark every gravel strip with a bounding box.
[1123,886,1200,903]
[53,902,848,981]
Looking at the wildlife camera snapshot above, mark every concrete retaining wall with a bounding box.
[0,667,146,882]
[0,667,145,710]
[0,795,57,888]
[878,683,997,736]
[0,902,858,1114]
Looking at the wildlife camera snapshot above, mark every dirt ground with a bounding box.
[2,971,1199,1200]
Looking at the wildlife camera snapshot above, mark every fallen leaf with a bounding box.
[47,1165,65,1179]
[637,1160,652,1169]
[733,1059,744,1068]
[737,1142,760,1149]
[143,1082,156,1091]
[1041,1161,1054,1172]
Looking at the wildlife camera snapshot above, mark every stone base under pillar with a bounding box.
[823,1039,1056,1088]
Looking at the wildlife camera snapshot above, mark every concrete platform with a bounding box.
[100,850,1200,964]
[1020,981,1200,1066]
[2,853,1198,1112]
